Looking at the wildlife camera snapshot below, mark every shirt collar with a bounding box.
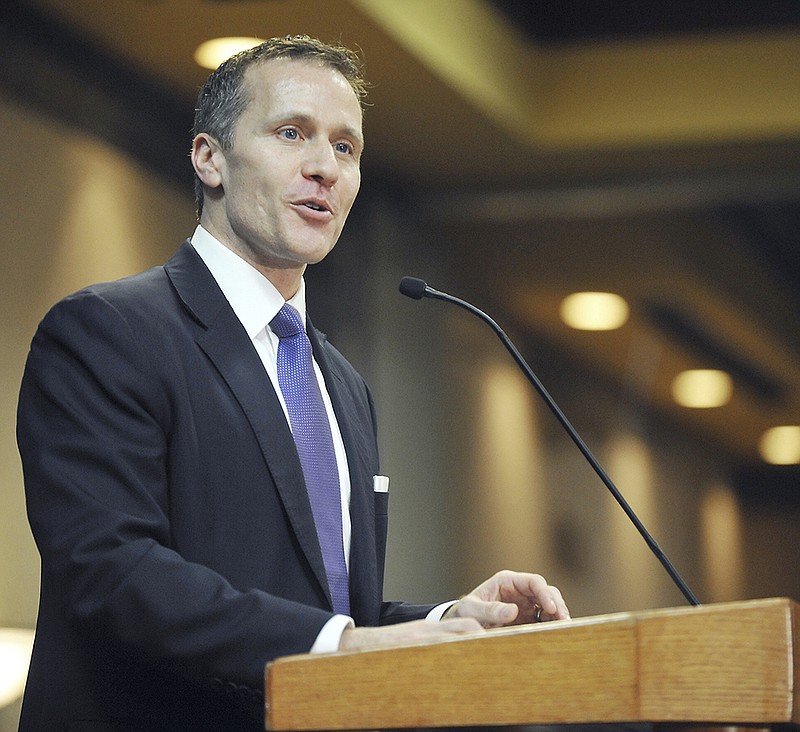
[190,225,307,338]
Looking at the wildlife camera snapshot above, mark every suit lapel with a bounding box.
[163,242,332,608]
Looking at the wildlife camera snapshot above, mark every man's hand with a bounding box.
[337,570,568,651]
[339,617,483,651]
[443,570,570,627]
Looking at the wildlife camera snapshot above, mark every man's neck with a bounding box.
[198,220,305,300]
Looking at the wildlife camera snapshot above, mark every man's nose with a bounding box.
[302,139,339,185]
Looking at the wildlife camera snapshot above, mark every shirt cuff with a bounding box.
[426,600,458,621]
[309,614,355,654]
[311,602,457,654]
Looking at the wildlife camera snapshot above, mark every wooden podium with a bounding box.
[265,597,799,730]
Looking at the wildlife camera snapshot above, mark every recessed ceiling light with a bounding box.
[194,37,265,70]
[671,369,732,408]
[759,425,800,465]
[559,291,629,331]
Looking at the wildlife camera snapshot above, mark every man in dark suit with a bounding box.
[17,35,569,731]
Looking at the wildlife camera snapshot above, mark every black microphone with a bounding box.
[399,276,701,607]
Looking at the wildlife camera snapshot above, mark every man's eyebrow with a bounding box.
[341,125,365,150]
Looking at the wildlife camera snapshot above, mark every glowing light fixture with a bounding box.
[759,425,800,465]
[559,292,629,331]
[671,369,732,408]
[0,628,34,708]
[194,37,265,70]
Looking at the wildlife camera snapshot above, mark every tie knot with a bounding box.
[270,303,304,339]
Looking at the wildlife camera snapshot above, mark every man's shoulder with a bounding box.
[55,263,172,319]
[57,240,198,313]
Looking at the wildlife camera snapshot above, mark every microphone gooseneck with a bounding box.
[399,276,701,607]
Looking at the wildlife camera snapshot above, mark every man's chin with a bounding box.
[258,244,337,272]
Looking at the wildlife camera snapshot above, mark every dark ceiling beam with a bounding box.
[489,0,800,44]
[0,0,193,188]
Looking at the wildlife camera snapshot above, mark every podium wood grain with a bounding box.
[265,597,799,730]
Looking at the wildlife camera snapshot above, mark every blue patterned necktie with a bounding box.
[270,303,350,615]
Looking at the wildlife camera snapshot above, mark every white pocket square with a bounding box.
[373,475,389,493]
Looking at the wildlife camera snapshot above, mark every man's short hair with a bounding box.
[192,35,368,217]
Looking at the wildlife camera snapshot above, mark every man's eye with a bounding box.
[335,141,353,155]
[280,128,299,140]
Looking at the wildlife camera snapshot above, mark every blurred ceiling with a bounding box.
[3,0,800,478]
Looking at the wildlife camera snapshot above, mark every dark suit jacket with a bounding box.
[17,241,434,731]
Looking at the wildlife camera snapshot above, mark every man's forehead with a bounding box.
[242,58,363,132]
[245,57,357,98]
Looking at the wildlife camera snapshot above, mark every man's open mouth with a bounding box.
[299,200,330,213]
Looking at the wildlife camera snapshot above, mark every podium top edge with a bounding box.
[266,596,797,669]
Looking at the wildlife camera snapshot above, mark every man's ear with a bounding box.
[191,133,224,190]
